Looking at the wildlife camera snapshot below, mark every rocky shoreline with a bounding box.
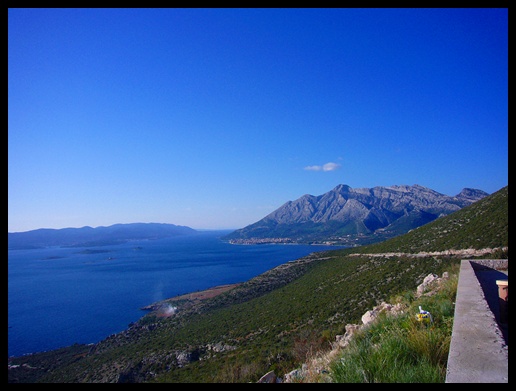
[227,238,295,245]
[140,283,241,317]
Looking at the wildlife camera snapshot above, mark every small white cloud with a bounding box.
[304,162,341,172]
[304,165,323,171]
[322,162,341,171]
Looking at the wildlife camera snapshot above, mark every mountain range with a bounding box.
[7,223,197,249]
[7,185,507,383]
[223,184,489,245]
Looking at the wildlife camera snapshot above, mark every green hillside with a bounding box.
[7,186,508,383]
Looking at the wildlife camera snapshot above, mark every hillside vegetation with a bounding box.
[7,186,507,383]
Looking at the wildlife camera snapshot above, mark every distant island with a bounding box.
[8,223,198,250]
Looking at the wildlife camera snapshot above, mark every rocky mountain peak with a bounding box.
[223,184,489,245]
[455,188,490,203]
[333,184,352,194]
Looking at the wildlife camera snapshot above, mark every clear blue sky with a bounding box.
[8,8,508,233]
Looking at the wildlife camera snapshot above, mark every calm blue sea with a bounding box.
[8,230,344,357]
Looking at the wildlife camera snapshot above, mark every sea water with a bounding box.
[8,230,344,357]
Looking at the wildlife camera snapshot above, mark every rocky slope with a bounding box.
[223,184,488,245]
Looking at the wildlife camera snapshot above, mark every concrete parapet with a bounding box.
[470,259,508,271]
[445,259,508,383]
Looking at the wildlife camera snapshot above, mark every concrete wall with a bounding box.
[445,259,508,383]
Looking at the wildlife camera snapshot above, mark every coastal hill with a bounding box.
[223,184,488,245]
[7,222,197,249]
[7,185,507,383]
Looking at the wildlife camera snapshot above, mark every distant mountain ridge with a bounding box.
[8,223,197,249]
[223,184,489,245]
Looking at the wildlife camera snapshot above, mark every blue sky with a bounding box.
[8,8,508,232]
